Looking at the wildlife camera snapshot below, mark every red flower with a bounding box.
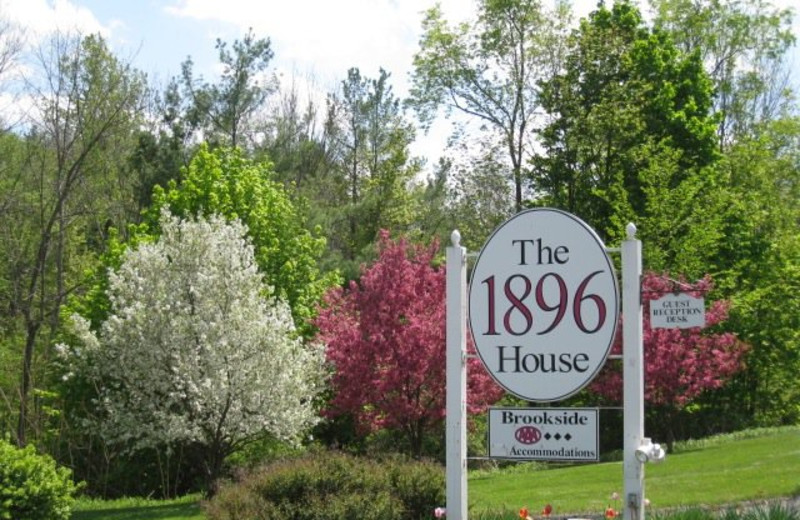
[605,506,617,519]
[520,508,529,519]
[542,504,553,517]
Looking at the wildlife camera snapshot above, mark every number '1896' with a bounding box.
[481,271,607,336]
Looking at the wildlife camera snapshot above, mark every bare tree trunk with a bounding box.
[17,321,40,446]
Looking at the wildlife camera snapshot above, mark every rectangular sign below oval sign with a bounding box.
[649,293,705,329]
[488,407,598,462]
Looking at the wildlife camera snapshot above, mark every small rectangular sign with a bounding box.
[488,407,599,461]
[650,293,705,329]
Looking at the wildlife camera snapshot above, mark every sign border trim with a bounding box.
[468,208,620,402]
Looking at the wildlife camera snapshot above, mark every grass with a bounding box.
[71,494,204,520]
[469,426,800,516]
[69,426,800,519]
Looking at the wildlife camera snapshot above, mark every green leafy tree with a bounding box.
[258,77,331,192]
[533,1,719,245]
[322,67,420,277]
[72,145,336,337]
[180,29,275,149]
[410,0,572,212]
[8,32,145,446]
[444,146,517,252]
[125,79,196,214]
[706,118,800,427]
[405,157,454,246]
[261,72,444,274]
[644,0,799,429]
[631,142,732,278]
[0,132,33,437]
[650,0,796,149]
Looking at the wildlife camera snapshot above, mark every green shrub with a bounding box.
[385,455,447,519]
[653,505,800,520]
[652,509,716,520]
[205,451,444,520]
[722,505,800,520]
[0,438,78,520]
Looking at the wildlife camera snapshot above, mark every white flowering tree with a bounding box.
[59,210,326,494]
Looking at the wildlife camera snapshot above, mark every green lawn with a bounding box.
[70,427,800,519]
[71,494,204,520]
[470,427,800,516]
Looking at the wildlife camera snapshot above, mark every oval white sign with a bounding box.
[469,209,619,402]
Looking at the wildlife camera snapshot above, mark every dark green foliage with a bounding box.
[533,1,719,243]
[53,439,205,500]
[125,77,197,216]
[205,451,444,520]
[0,438,78,520]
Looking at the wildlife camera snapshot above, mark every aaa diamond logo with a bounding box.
[514,426,542,445]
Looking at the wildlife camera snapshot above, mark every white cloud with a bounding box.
[2,0,109,39]
[0,90,34,129]
[0,0,114,131]
[164,0,474,96]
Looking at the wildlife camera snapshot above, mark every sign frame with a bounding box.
[446,222,652,520]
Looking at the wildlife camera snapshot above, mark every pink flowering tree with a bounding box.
[590,272,748,451]
[314,231,503,456]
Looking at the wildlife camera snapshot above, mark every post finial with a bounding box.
[626,222,637,240]
[451,230,461,247]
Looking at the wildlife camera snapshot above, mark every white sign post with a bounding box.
[468,208,619,402]
[623,223,645,520]
[446,231,468,520]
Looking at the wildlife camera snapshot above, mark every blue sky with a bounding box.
[3,0,797,97]
[1,0,483,164]
[77,1,226,83]
[2,0,482,94]
[2,0,797,166]
[3,0,629,96]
